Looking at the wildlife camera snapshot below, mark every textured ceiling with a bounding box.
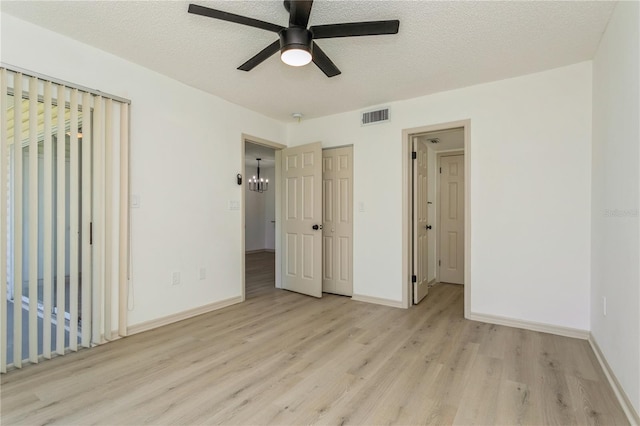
[1,1,616,122]
[416,127,464,152]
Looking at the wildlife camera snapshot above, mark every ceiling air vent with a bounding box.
[361,107,390,126]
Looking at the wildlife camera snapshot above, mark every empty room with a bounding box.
[0,1,639,425]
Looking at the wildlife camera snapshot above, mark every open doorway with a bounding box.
[402,120,471,314]
[241,136,285,301]
[244,141,276,299]
[241,139,354,301]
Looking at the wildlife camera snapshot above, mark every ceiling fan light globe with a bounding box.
[281,48,312,67]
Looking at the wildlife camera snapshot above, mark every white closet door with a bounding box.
[439,154,464,284]
[281,142,322,298]
[322,146,353,296]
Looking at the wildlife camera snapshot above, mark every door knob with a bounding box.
[426,225,432,230]
[312,224,323,230]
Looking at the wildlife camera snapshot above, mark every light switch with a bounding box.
[229,200,240,211]
[131,194,140,208]
[358,202,365,212]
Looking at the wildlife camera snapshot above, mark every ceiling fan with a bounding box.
[188,1,400,77]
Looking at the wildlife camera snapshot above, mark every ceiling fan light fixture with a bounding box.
[281,47,312,66]
[279,27,313,67]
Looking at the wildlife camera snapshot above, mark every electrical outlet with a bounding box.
[603,296,607,316]
[199,268,206,280]
[172,271,181,286]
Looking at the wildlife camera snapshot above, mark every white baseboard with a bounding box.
[127,296,243,335]
[352,294,405,309]
[466,312,590,339]
[589,334,640,426]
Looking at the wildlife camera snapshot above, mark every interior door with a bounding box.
[322,146,353,296]
[439,154,464,284]
[413,139,429,304]
[281,142,323,298]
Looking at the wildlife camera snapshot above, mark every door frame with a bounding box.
[240,133,286,302]
[436,150,465,285]
[401,120,471,315]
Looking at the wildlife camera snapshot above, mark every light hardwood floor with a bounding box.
[1,252,628,425]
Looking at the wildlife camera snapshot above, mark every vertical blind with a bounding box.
[0,66,130,372]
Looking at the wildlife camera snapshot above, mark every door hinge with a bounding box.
[90,222,93,245]
[439,167,442,173]
[412,275,417,283]
[439,260,441,266]
[412,152,417,159]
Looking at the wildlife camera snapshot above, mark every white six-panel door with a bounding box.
[322,147,353,296]
[413,139,430,304]
[281,142,323,298]
[439,154,465,284]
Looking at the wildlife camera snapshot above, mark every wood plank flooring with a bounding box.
[0,252,628,425]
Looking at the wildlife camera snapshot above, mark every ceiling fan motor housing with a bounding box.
[279,27,313,53]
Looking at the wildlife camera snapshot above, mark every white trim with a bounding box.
[467,311,589,339]
[589,334,640,426]
[275,149,282,289]
[127,296,243,335]
[352,294,404,309]
[401,120,471,312]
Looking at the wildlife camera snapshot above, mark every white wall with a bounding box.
[1,13,286,326]
[286,62,593,331]
[591,0,640,415]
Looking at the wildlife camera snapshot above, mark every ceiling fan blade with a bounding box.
[238,40,282,71]
[188,4,284,33]
[312,42,341,77]
[288,0,314,28]
[310,20,399,39]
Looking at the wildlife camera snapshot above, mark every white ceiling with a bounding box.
[1,1,615,122]
[416,127,464,152]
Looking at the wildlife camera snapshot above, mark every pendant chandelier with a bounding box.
[248,158,268,193]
